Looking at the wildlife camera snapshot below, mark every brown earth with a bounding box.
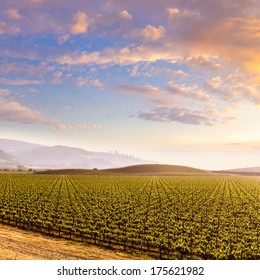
[0,224,146,260]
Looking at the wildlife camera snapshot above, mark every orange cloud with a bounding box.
[133,25,165,41]
[5,9,23,20]
[119,10,133,21]
[0,96,55,124]
[178,16,260,77]
[0,77,42,85]
[70,11,88,34]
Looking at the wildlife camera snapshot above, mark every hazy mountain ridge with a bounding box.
[224,167,260,172]
[0,139,154,169]
[0,149,28,168]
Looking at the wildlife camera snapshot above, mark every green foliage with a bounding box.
[0,173,259,259]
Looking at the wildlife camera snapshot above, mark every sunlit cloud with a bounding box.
[167,81,212,103]
[132,25,165,41]
[183,55,221,70]
[53,45,180,66]
[166,7,180,18]
[0,96,55,124]
[75,77,103,88]
[53,123,102,131]
[136,106,219,126]
[0,77,43,86]
[5,9,23,20]
[204,76,222,90]
[167,7,200,21]
[119,10,133,21]
[166,70,188,79]
[70,11,89,34]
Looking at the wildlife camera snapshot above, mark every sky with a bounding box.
[0,0,259,170]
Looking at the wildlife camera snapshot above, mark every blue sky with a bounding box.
[0,0,260,169]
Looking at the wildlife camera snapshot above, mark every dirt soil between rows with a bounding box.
[0,224,144,260]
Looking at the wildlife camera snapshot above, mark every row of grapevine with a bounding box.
[0,173,259,259]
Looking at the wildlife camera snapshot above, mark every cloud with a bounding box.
[202,73,260,106]
[167,7,180,18]
[115,84,163,96]
[204,76,222,90]
[0,77,43,85]
[51,71,63,84]
[167,81,211,103]
[0,22,7,35]
[70,11,88,34]
[119,10,133,21]
[53,123,102,131]
[166,81,189,95]
[53,45,180,66]
[136,106,219,126]
[0,96,55,124]
[0,63,18,74]
[234,84,260,106]
[167,7,200,21]
[90,79,103,88]
[132,25,165,41]
[57,34,70,45]
[75,77,103,88]
[167,2,260,75]
[0,89,11,95]
[166,70,188,79]
[184,55,221,70]
[5,9,23,20]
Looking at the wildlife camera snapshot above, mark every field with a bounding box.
[0,173,260,259]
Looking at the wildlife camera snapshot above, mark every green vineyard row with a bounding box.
[0,173,259,259]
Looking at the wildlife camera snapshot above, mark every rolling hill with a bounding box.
[36,164,210,175]
[103,164,209,174]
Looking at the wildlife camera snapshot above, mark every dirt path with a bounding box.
[0,224,144,260]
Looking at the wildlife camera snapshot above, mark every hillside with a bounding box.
[104,164,208,174]
[225,166,260,173]
[36,164,210,175]
[0,150,26,168]
[214,166,260,176]
[0,139,153,169]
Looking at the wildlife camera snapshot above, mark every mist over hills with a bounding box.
[0,139,154,169]
[0,149,25,168]
[225,167,260,172]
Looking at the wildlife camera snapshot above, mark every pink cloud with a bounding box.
[5,9,23,20]
[70,11,88,34]
[119,10,133,21]
[132,25,165,41]
[0,96,56,124]
[0,77,43,85]
[53,123,102,131]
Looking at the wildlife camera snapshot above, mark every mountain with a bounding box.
[0,139,153,169]
[226,167,260,172]
[0,149,26,168]
[0,139,42,156]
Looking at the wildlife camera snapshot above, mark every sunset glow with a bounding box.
[0,0,259,169]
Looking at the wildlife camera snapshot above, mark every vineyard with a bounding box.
[0,173,259,259]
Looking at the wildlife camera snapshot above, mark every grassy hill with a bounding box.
[103,164,208,174]
[36,164,209,175]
